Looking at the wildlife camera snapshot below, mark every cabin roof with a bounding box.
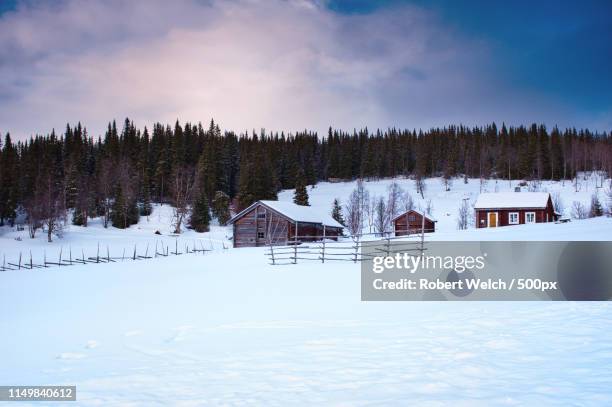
[474,192,551,209]
[229,200,344,229]
[392,209,437,223]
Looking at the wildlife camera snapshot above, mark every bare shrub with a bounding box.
[571,201,589,220]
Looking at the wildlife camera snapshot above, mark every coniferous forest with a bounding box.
[0,119,611,235]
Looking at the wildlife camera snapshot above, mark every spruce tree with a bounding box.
[212,191,231,226]
[293,169,309,206]
[127,199,140,226]
[590,194,604,217]
[190,189,211,232]
[331,198,345,226]
[111,184,128,228]
[72,208,85,226]
[0,133,18,226]
[140,176,153,216]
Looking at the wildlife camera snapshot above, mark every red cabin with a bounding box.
[392,209,436,236]
[474,192,560,228]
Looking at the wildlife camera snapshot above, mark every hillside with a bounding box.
[1,176,611,268]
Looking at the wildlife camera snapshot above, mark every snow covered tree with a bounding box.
[457,199,471,230]
[571,201,589,220]
[171,166,194,234]
[212,191,231,226]
[373,196,389,235]
[331,198,345,226]
[385,181,403,221]
[344,180,369,236]
[415,174,426,199]
[37,174,66,242]
[402,191,415,212]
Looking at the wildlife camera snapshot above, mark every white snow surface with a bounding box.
[1,175,612,405]
[474,192,551,209]
[2,246,612,405]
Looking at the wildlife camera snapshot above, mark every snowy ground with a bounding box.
[2,248,612,405]
[1,176,612,405]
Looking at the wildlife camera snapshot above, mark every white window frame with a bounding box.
[525,212,536,224]
[509,212,519,225]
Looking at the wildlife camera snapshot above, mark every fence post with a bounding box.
[30,250,33,270]
[96,242,100,263]
[269,240,276,265]
[353,236,359,263]
[69,246,73,266]
[58,248,62,266]
[293,221,298,264]
[385,234,391,257]
[321,225,326,263]
[18,252,22,270]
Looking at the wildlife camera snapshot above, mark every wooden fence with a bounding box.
[0,238,228,272]
[266,228,427,265]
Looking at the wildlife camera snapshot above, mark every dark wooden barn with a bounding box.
[229,200,344,248]
[474,192,560,228]
[392,209,436,236]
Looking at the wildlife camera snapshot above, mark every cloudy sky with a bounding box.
[1,0,611,139]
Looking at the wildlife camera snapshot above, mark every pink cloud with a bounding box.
[0,0,583,139]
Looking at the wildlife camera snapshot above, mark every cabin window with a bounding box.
[509,212,519,225]
[257,232,265,239]
[408,215,416,221]
[257,213,266,219]
[525,212,536,223]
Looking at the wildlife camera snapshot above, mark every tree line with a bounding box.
[0,119,610,240]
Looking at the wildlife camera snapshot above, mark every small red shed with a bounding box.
[474,192,560,228]
[392,209,436,236]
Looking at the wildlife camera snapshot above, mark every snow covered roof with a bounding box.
[391,209,437,222]
[230,200,344,229]
[474,192,551,209]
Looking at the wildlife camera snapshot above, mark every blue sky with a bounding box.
[0,0,610,138]
[330,0,612,112]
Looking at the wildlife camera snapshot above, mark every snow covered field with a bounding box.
[1,176,612,405]
[2,247,612,405]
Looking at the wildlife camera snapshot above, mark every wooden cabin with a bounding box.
[229,200,344,248]
[392,209,436,236]
[474,192,560,228]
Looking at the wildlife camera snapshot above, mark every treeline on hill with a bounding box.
[0,119,610,240]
